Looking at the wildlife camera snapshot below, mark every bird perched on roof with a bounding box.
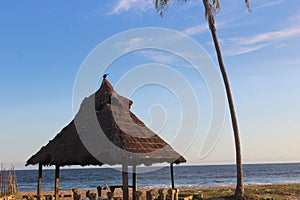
[103,73,109,79]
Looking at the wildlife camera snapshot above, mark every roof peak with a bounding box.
[100,78,114,91]
[94,78,133,110]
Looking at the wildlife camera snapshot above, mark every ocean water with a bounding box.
[15,163,300,192]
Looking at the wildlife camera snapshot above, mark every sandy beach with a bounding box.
[15,183,300,200]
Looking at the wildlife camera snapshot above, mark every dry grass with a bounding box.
[178,184,300,200]
[16,183,300,200]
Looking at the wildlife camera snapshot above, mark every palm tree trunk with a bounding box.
[202,0,244,198]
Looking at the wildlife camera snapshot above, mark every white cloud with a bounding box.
[114,37,150,52]
[124,37,145,51]
[225,43,269,56]
[231,27,300,46]
[183,19,237,36]
[184,23,208,36]
[138,49,180,64]
[109,0,153,15]
[224,26,300,56]
[255,0,285,9]
[115,38,181,64]
[114,36,193,64]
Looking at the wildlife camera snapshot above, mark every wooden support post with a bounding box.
[122,164,129,200]
[170,163,175,189]
[132,165,137,200]
[37,163,42,200]
[54,165,60,200]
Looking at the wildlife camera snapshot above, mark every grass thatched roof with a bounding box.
[26,78,186,167]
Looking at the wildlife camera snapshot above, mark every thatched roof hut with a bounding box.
[26,78,186,200]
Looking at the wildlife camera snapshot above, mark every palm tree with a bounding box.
[155,0,251,198]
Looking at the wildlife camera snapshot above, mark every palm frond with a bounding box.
[155,0,251,17]
[155,0,171,17]
[155,0,186,17]
[212,0,220,12]
[244,0,252,12]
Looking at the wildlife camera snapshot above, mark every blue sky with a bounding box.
[0,0,300,169]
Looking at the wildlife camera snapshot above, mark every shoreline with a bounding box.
[16,183,300,200]
[11,162,300,171]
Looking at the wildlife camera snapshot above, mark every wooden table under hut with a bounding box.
[26,77,186,200]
